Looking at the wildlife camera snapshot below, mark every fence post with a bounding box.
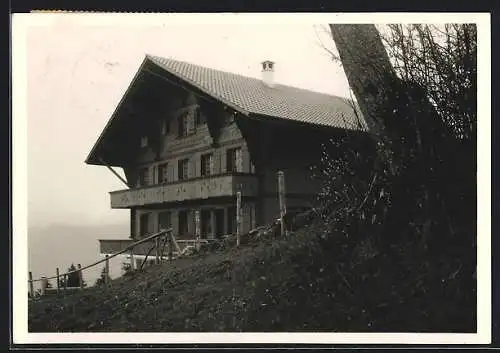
[40,276,48,296]
[195,209,201,251]
[56,268,60,295]
[63,274,67,292]
[236,191,242,247]
[130,248,135,270]
[28,271,34,298]
[168,231,173,261]
[77,264,84,290]
[155,237,160,264]
[105,255,110,285]
[277,171,287,237]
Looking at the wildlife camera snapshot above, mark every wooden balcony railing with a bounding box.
[109,172,258,208]
[99,236,219,257]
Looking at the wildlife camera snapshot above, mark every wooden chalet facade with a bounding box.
[85,55,367,259]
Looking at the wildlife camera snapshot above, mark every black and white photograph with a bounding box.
[12,12,491,345]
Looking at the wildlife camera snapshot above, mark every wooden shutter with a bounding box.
[209,153,214,175]
[242,145,250,173]
[236,148,243,172]
[214,149,222,175]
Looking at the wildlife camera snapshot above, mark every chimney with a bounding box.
[261,60,275,88]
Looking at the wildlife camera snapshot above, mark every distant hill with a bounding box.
[28,222,129,289]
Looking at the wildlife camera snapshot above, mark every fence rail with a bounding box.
[28,228,173,298]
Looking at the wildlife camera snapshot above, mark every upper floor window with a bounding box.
[200,153,214,177]
[140,136,148,148]
[138,167,149,187]
[178,113,189,137]
[158,163,168,183]
[226,147,243,173]
[178,158,189,181]
[195,107,206,126]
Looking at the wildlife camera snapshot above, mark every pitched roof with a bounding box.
[147,55,368,131]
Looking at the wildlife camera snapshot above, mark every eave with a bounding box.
[84,55,251,167]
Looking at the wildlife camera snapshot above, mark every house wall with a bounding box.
[126,92,253,188]
[118,89,330,239]
[132,200,256,239]
[257,148,323,226]
[121,92,257,238]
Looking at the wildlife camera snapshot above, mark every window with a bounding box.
[158,211,171,230]
[195,107,206,126]
[158,163,168,183]
[178,113,189,137]
[226,147,243,173]
[178,158,189,180]
[140,136,148,148]
[138,167,149,186]
[161,119,170,135]
[178,210,189,236]
[201,153,214,177]
[200,209,212,237]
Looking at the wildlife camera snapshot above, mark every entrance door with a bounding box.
[214,209,225,238]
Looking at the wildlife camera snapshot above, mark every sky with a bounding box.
[25,18,352,228]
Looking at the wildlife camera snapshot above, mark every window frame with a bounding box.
[138,167,149,187]
[226,147,243,173]
[158,211,172,230]
[178,158,189,181]
[158,162,168,184]
[200,153,214,177]
[195,107,206,126]
[178,113,189,137]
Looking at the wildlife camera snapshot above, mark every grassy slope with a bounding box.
[28,220,475,333]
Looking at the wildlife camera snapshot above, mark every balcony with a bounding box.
[99,237,215,257]
[110,173,258,209]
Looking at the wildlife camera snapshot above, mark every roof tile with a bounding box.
[147,55,368,131]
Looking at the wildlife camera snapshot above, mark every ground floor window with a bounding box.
[158,211,171,230]
[200,209,212,237]
[178,210,189,236]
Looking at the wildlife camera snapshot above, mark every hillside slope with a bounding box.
[28,217,475,333]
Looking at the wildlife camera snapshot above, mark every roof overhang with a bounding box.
[85,57,150,166]
[85,56,252,167]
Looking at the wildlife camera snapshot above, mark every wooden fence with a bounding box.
[28,228,174,299]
